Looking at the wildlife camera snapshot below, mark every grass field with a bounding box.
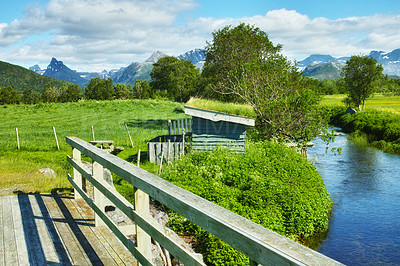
[321,94,400,114]
[0,99,188,195]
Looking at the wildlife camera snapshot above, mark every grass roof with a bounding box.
[185,97,256,119]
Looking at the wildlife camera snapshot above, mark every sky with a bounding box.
[1,0,400,72]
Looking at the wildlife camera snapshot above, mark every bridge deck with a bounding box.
[0,192,138,265]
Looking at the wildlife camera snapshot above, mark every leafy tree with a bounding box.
[0,86,20,105]
[22,88,41,104]
[59,84,81,102]
[133,80,151,99]
[42,83,59,103]
[342,55,383,110]
[150,56,200,102]
[85,77,114,100]
[114,83,132,100]
[202,23,325,142]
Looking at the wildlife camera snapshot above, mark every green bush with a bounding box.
[328,108,400,155]
[160,141,332,265]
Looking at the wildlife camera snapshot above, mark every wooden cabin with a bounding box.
[184,106,255,153]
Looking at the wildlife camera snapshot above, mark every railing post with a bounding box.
[135,188,152,261]
[73,148,83,200]
[93,160,106,227]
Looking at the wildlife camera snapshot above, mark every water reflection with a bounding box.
[308,133,400,265]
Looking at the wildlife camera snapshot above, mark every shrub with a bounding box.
[161,141,332,264]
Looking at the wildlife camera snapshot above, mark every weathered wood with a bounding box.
[91,125,95,141]
[1,193,139,265]
[125,124,134,148]
[67,136,342,266]
[59,196,119,265]
[53,126,60,150]
[29,195,61,264]
[135,189,152,262]
[16,128,20,150]
[68,175,152,265]
[0,196,4,266]
[93,160,106,227]
[16,195,48,265]
[67,158,204,265]
[3,196,18,265]
[73,148,83,200]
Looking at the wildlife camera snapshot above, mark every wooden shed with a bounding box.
[184,106,255,153]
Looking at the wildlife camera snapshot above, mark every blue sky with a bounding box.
[1,0,399,71]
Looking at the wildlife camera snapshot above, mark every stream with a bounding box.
[308,133,400,265]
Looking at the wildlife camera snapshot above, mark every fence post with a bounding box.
[93,160,106,227]
[135,189,152,260]
[16,128,20,150]
[73,148,83,200]
[53,126,60,150]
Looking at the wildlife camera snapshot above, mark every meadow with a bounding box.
[0,99,189,194]
[321,94,400,114]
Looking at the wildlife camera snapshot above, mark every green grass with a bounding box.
[0,99,189,195]
[186,97,256,118]
[321,94,400,114]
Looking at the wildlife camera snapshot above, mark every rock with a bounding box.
[37,168,56,177]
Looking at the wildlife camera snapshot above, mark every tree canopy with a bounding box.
[342,55,384,110]
[202,23,325,142]
[150,56,200,102]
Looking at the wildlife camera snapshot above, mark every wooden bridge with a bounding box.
[0,192,137,265]
[1,137,343,265]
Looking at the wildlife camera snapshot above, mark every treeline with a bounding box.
[0,56,201,105]
[309,75,400,96]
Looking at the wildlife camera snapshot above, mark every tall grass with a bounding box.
[0,99,188,194]
[186,97,256,118]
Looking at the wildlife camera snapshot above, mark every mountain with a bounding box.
[177,49,206,69]
[0,60,71,92]
[111,51,168,85]
[43,58,87,87]
[111,50,205,85]
[29,64,45,75]
[368,49,400,77]
[299,49,400,79]
[302,62,345,80]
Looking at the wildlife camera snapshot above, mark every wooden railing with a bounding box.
[66,136,342,266]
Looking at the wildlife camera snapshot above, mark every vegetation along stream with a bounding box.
[308,132,400,265]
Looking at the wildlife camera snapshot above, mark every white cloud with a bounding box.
[1,3,400,71]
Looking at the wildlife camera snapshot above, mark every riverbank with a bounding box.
[327,106,400,155]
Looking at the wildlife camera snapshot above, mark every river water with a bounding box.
[308,133,400,265]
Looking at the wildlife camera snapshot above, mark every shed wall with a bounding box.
[192,117,246,152]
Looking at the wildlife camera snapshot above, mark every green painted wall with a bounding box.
[192,117,247,152]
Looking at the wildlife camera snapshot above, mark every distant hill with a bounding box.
[0,60,71,92]
[30,49,206,86]
[299,49,400,80]
[302,62,345,80]
[111,51,168,85]
[43,58,87,87]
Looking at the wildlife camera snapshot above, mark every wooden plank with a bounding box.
[71,197,132,265]
[67,136,341,266]
[28,194,60,264]
[3,196,18,265]
[42,194,90,265]
[9,196,29,265]
[66,168,204,265]
[0,196,4,266]
[17,194,47,265]
[68,176,151,265]
[60,195,119,265]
